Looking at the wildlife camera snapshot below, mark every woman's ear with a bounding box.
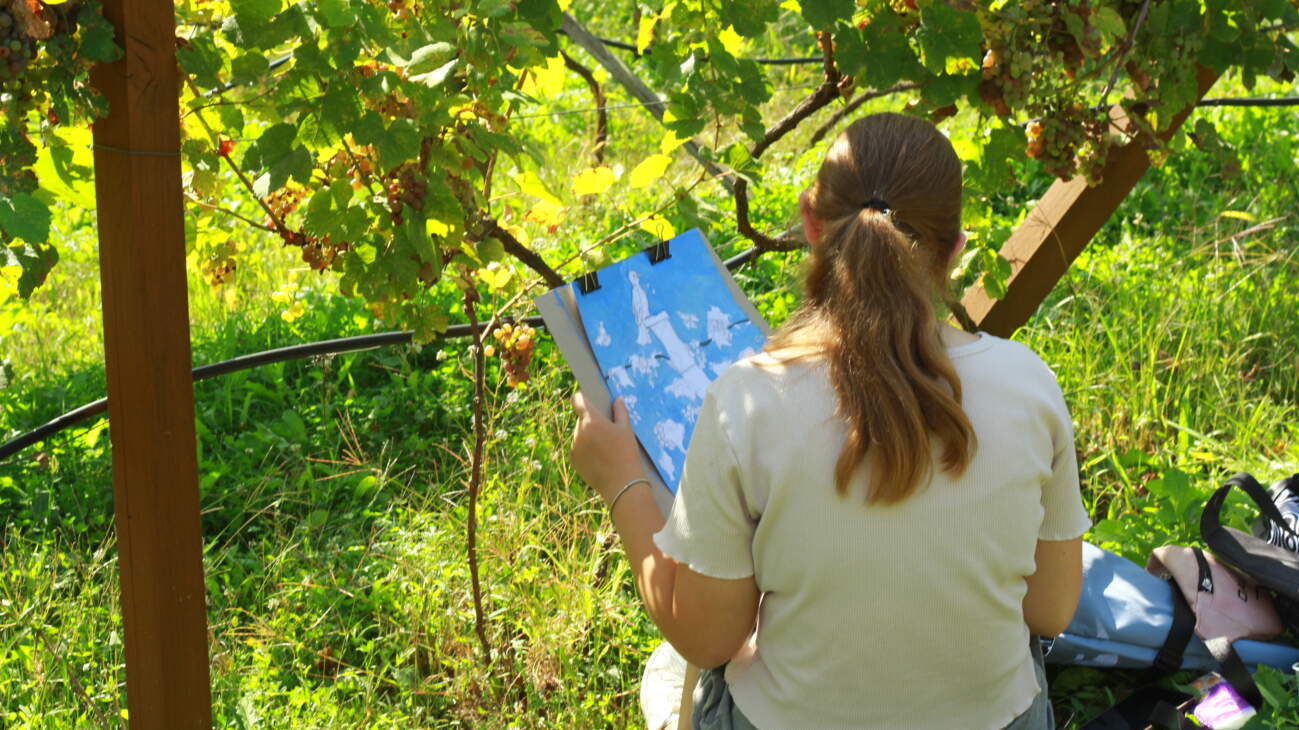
[799,189,823,245]
[948,231,968,267]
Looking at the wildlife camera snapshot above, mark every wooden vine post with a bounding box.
[963,65,1222,336]
[90,0,214,723]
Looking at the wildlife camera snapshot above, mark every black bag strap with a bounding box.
[1079,686,1194,729]
[1202,473,1299,544]
[1203,636,1264,710]
[1137,578,1197,684]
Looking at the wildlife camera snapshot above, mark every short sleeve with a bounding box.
[1038,378,1092,541]
[652,389,757,579]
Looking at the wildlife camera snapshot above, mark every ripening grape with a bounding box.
[491,322,537,386]
[384,162,429,225]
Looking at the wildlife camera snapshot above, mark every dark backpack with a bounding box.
[1201,472,1299,635]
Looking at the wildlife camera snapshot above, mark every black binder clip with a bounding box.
[647,239,671,265]
[577,270,601,294]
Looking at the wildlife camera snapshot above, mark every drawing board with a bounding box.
[536,229,770,504]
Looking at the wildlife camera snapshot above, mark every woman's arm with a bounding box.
[570,393,760,668]
[1022,536,1083,637]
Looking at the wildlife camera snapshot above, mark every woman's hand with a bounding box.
[570,392,646,502]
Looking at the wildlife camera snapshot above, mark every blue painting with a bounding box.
[572,229,767,493]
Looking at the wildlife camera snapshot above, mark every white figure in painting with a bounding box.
[627,270,710,400]
[629,271,653,346]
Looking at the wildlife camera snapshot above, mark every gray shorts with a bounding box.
[692,635,1054,730]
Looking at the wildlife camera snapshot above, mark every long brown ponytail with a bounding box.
[767,112,975,504]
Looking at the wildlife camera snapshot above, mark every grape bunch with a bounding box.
[0,8,39,197]
[0,10,36,86]
[386,0,418,22]
[263,185,308,229]
[487,322,537,387]
[384,163,428,225]
[978,44,1035,118]
[323,147,377,192]
[1025,105,1109,182]
[201,242,239,287]
[278,228,350,271]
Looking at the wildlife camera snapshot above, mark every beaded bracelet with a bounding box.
[608,477,651,517]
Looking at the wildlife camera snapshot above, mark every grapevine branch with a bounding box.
[462,289,493,662]
[735,33,844,253]
[184,194,276,232]
[484,218,565,289]
[1098,0,1153,109]
[560,50,609,162]
[183,77,292,235]
[808,81,922,146]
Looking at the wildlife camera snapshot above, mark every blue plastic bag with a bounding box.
[1042,543,1299,671]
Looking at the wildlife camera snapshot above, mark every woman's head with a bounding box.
[801,112,964,300]
[768,112,975,504]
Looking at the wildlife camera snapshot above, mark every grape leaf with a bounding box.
[76,7,122,63]
[800,0,852,29]
[8,242,59,299]
[857,14,922,88]
[0,194,51,244]
[406,43,457,74]
[230,52,269,86]
[629,154,671,189]
[373,120,423,171]
[717,0,778,37]
[177,37,223,88]
[410,58,460,89]
[229,0,282,27]
[1092,6,1126,40]
[916,3,981,74]
[318,0,357,28]
[241,124,313,194]
[573,166,617,196]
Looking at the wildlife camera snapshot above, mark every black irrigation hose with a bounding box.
[0,248,768,462]
[1197,97,1299,107]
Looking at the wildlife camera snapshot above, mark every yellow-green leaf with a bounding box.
[660,129,688,154]
[640,215,676,240]
[513,171,563,206]
[718,26,744,56]
[572,165,617,196]
[479,265,514,291]
[629,154,671,189]
[523,55,566,98]
[0,266,21,305]
[637,14,660,54]
[525,199,566,229]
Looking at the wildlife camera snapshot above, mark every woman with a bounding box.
[570,112,1089,729]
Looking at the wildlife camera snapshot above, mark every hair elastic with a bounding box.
[862,198,890,213]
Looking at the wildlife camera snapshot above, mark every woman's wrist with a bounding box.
[593,461,650,504]
[607,477,653,514]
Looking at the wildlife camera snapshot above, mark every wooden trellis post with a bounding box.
[90,0,213,723]
[963,66,1222,336]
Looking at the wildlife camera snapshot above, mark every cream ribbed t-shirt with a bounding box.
[652,333,1091,730]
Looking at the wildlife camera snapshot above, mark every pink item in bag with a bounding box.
[1145,545,1283,643]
